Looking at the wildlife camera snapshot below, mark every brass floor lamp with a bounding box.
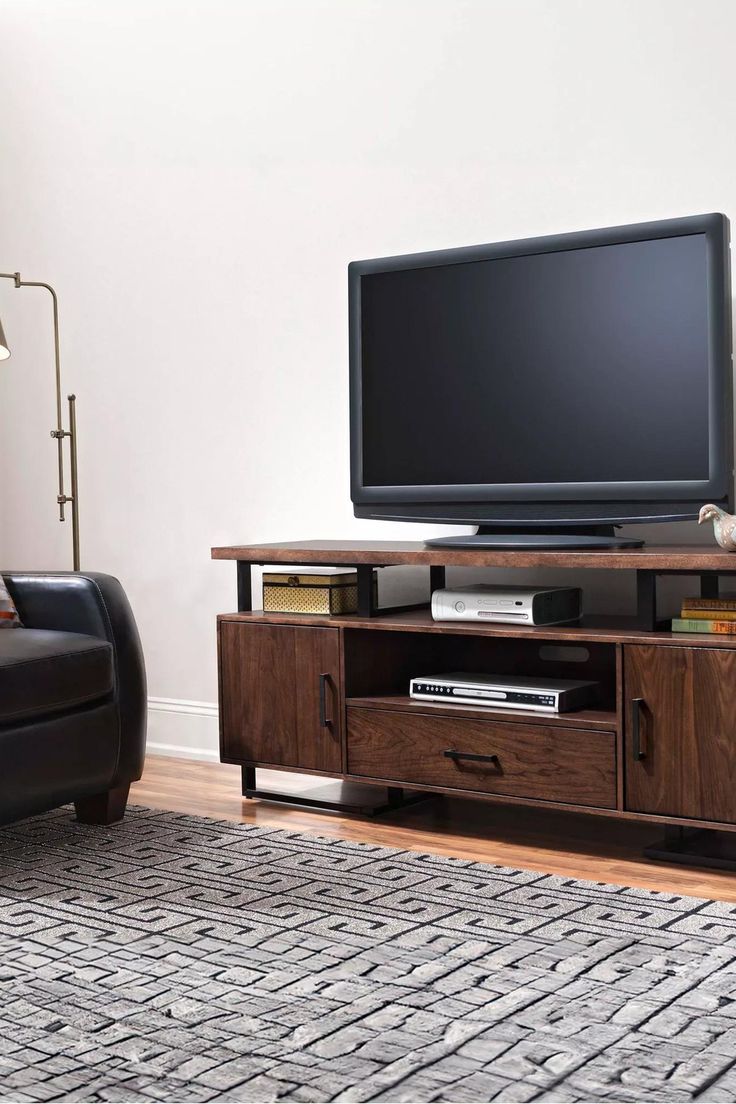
[0,272,80,570]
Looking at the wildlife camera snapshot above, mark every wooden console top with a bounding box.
[212,539,736,572]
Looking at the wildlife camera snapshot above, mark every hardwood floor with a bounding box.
[132,754,736,903]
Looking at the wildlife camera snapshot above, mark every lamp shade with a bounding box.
[0,315,9,361]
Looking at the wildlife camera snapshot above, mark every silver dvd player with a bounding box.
[409,672,599,713]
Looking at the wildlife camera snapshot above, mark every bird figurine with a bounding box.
[699,504,736,551]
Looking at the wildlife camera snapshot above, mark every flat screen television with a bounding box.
[349,213,733,549]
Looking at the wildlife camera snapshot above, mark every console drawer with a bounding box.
[347,706,616,808]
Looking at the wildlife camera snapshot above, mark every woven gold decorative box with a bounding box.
[262,569,377,615]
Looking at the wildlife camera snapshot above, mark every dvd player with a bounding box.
[409,672,599,713]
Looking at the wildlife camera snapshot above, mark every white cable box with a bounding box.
[409,672,598,713]
[431,584,582,625]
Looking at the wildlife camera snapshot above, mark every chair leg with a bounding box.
[75,782,130,825]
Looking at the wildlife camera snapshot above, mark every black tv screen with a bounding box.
[361,236,708,486]
[349,214,732,532]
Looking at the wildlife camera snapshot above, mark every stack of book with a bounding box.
[672,594,736,634]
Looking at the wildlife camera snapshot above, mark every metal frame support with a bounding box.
[636,571,722,631]
[356,563,444,617]
[644,826,736,871]
[240,764,429,816]
[237,561,253,612]
[236,559,446,618]
[430,565,446,593]
[356,565,375,617]
[635,571,657,631]
[700,574,720,600]
[242,765,256,793]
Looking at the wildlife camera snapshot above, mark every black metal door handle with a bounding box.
[444,749,501,770]
[319,673,333,729]
[631,697,646,760]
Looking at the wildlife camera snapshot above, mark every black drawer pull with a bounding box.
[444,749,501,770]
[319,673,333,729]
[631,697,646,760]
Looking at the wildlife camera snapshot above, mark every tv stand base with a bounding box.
[426,525,645,551]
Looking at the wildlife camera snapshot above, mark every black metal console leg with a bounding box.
[636,571,657,631]
[357,565,375,617]
[644,826,736,871]
[700,574,720,600]
[356,564,434,618]
[242,765,256,796]
[430,566,446,593]
[237,561,253,612]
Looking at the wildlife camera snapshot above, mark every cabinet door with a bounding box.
[624,645,736,822]
[219,622,341,772]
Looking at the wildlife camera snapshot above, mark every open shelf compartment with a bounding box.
[343,626,619,730]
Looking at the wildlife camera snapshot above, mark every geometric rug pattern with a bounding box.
[2,808,736,1102]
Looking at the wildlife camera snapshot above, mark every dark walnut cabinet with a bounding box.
[218,611,736,833]
[219,621,341,773]
[624,645,736,823]
[214,541,736,835]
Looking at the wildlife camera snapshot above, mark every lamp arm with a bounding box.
[0,271,80,570]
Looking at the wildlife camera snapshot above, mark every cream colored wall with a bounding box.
[0,0,733,757]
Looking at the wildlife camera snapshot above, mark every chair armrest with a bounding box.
[3,572,147,783]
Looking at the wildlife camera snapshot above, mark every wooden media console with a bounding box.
[212,541,736,867]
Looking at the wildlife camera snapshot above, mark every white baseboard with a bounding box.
[146,696,219,761]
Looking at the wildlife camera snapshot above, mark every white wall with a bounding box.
[1,0,734,758]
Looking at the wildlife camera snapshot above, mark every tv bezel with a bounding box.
[349,213,733,527]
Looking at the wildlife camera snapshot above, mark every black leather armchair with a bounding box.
[0,572,146,825]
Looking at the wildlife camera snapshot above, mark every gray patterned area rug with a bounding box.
[2,809,736,1103]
